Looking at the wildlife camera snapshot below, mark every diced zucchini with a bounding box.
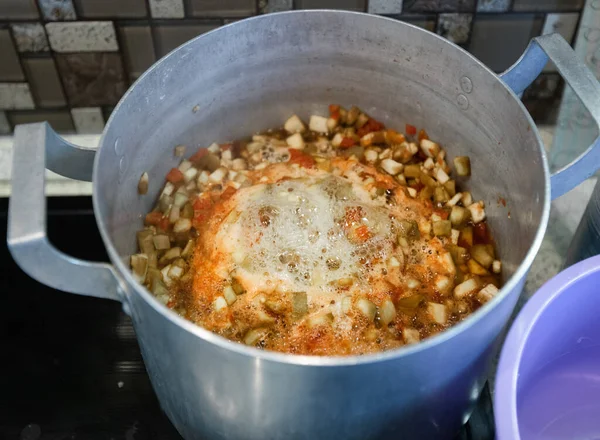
[404,164,421,178]
[153,234,171,250]
[471,244,494,268]
[433,220,451,236]
[450,206,469,226]
[467,258,489,275]
[434,186,450,203]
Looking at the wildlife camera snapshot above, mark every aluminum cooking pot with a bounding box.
[7,11,600,440]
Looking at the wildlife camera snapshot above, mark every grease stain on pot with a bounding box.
[460,76,473,93]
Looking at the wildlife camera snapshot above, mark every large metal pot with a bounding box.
[8,11,600,440]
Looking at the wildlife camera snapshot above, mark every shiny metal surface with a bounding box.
[7,11,600,440]
[500,33,600,199]
[564,179,600,267]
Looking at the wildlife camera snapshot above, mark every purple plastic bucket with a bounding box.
[495,255,600,439]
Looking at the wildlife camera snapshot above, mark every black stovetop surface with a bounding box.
[0,197,495,440]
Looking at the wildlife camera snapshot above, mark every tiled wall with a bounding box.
[0,0,584,135]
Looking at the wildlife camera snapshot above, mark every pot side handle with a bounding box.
[500,33,600,200]
[7,122,121,301]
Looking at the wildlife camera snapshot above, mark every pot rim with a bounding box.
[92,9,552,367]
[494,254,600,440]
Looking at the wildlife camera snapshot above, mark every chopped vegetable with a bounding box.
[454,156,471,177]
[454,278,480,299]
[174,145,186,157]
[478,284,499,302]
[138,172,149,195]
[166,168,184,184]
[427,302,447,325]
[379,299,396,326]
[433,220,451,237]
[309,115,329,133]
[467,201,486,224]
[405,124,417,136]
[471,244,494,268]
[356,298,377,321]
[286,132,305,150]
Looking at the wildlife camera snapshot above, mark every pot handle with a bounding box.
[7,122,121,301]
[500,33,600,200]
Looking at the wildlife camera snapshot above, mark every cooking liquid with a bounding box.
[517,346,600,440]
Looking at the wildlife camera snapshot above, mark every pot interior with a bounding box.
[94,11,546,301]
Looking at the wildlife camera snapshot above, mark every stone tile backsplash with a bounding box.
[0,0,584,134]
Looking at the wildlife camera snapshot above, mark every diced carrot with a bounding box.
[288,148,316,168]
[405,124,417,136]
[418,129,429,142]
[339,137,357,148]
[166,168,184,184]
[189,148,208,163]
[329,104,341,120]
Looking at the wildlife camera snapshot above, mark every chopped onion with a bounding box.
[309,115,329,133]
[471,244,493,268]
[454,278,480,299]
[213,296,228,311]
[223,285,237,305]
[161,182,175,197]
[160,247,181,264]
[356,297,376,321]
[467,201,486,223]
[379,299,396,326]
[183,167,198,183]
[427,302,447,324]
[173,192,189,208]
[169,205,180,223]
[453,156,471,176]
[244,328,268,346]
[492,260,502,274]
[478,284,499,302]
[130,254,148,282]
[380,158,403,175]
[467,258,489,275]
[284,115,306,133]
[168,265,184,279]
[403,328,420,344]
[286,132,305,150]
[209,167,228,183]
[207,143,220,154]
[420,139,440,157]
[178,160,192,173]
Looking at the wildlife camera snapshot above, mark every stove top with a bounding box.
[0,197,495,440]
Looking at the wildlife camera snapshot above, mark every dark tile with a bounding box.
[0,0,39,19]
[469,14,544,72]
[73,0,147,18]
[477,0,510,12]
[0,30,25,82]
[437,13,473,43]
[55,53,127,107]
[513,0,584,12]
[22,58,67,108]
[118,25,155,79]
[187,0,256,17]
[391,14,437,31]
[402,0,475,12]
[296,0,366,11]
[153,22,220,57]
[8,110,75,132]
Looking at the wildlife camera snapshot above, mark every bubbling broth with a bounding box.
[131,105,502,355]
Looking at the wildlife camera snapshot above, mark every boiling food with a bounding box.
[131,105,502,355]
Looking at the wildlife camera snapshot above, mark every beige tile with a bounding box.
[0,30,25,81]
[74,0,147,17]
[153,22,221,57]
[46,21,118,52]
[118,25,156,78]
[38,0,77,20]
[0,0,39,19]
[188,0,256,17]
[9,110,75,132]
[149,0,185,18]
[297,0,366,10]
[71,107,104,133]
[369,0,403,14]
[11,23,50,53]
[0,84,35,110]
[22,58,67,108]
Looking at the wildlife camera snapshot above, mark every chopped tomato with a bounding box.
[220,143,232,151]
[189,148,208,163]
[220,186,237,201]
[405,124,417,136]
[433,208,450,220]
[385,129,405,144]
[473,222,490,244]
[329,104,340,121]
[144,211,164,226]
[339,137,357,148]
[418,129,429,142]
[166,168,184,184]
[288,148,316,168]
[357,118,385,137]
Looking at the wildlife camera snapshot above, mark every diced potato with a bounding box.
[168,265,184,280]
[327,117,338,131]
[284,114,306,133]
[380,158,403,175]
[418,219,432,236]
[209,167,228,183]
[433,220,451,237]
[153,234,170,250]
[223,285,237,305]
[478,284,499,302]
[423,157,434,170]
[178,160,192,173]
[308,312,334,328]
[451,229,460,245]
[461,191,473,207]
[364,148,378,163]
[454,156,471,176]
[396,174,407,185]
[356,298,377,321]
[435,275,452,294]
[468,201,486,223]
[444,180,456,196]
[420,172,437,188]
[331,133,344,148]
[173,218,192,233]
[379,299,396,326]
[404,164,421,178]
[492,260,502,274]
[244,328,268,346]
[427,302,448,325]
[420,139,440,157]
[160,247,181,264]
[467,258,489,275]
[403,328,420,344]
[435,167,450,184]
[407,187,417,198]
[454,278,480,299]
[309,115,329,133]
[471,244,494,268]
[450,206,469,226]
[286,132,305,150]
[446,192,462,207]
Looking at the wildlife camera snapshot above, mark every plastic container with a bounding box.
[495,254,600,439]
